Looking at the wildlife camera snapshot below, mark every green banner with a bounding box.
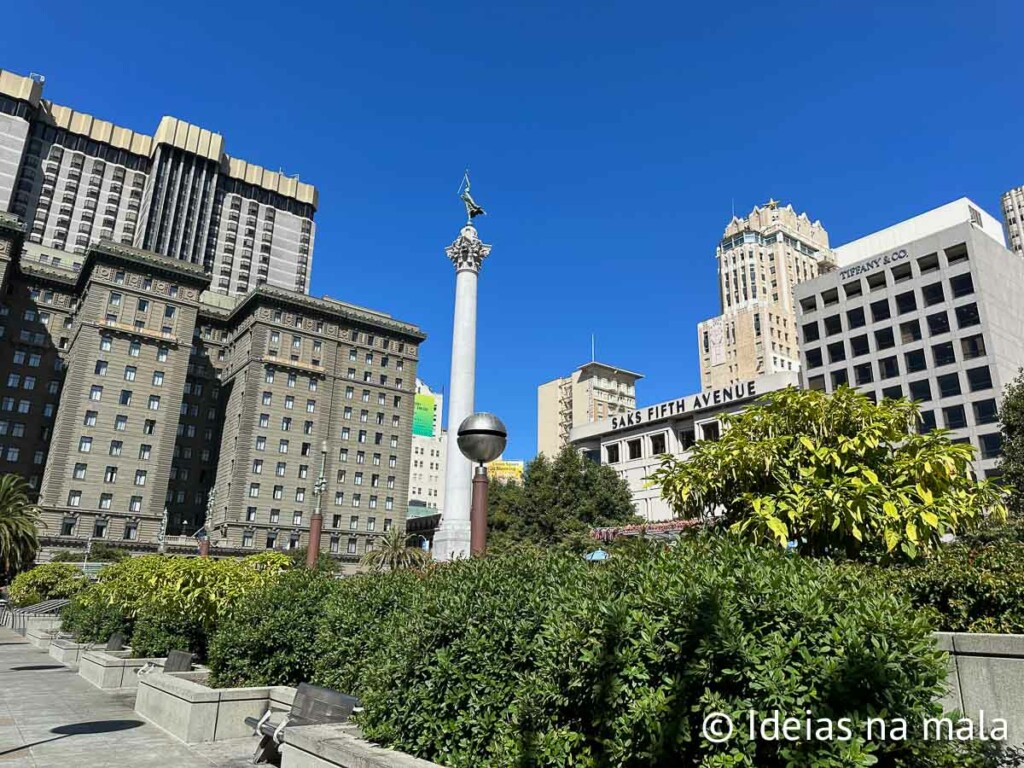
[413,394,435,437]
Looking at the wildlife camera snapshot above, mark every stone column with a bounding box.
[433,224,491,561]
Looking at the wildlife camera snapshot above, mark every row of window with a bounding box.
[67,486,146,507]
[810,364,993,395]
[59,517,139,540]
[808,332,987,370]
[602,423,721,465]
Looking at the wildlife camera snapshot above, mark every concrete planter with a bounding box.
[135,671,295,744]
[13,614,61,638]
[78,649,188,690]
[26,626,59,649]
[49,638,92,667]
[939,631,1024,746]
[281,723,446,768]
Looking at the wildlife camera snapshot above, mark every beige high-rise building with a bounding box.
[1000,185,1024,257]
[408,379,446,517]
[697,200,835,390]
[0,68,316,297]
[536,362,642,457]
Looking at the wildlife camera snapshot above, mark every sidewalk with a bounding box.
[0,627,253,767]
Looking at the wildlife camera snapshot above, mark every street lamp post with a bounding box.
[456,413,507,556]
[307,440,328,569]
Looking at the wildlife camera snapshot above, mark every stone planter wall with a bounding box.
[26,626,59,649]
[12,614,61,638]
[78,649,178,690]
[135,671,296,744]
[49,639,92,667]
[281,723,445,768]
[938,632,1024,746]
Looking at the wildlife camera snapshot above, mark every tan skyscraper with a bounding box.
[536,362,642,457]
[697,200,834,390]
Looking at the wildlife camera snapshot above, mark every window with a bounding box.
[152,371,164,386]
[73,462,87,480]
[922,282,944,306]
[627,439,641,460]
[937,373,961,398]
[109,441,122,456]
[148,395,160,411]
[119,390,132,406]
[84,410,98,426]
[846,307,866,329]
[129,341,141,357]
[974,399,998,425]
[114,415,127,431]
[874,327,895,350]
[895,291,916,314]
[90,385,103,401]
[124,366,136,382]
[134,470,147,486]
[900,320,922,343]
[805,348,822,368]
[882,385,903,401]
[979,433,1002,460]
[249,483,261,498]
[347,539,357,555]
[802,322,820,342]
[95,360,108,376]
[943,405,968,429]
[878,356,899,380]
[253,459,264,474]
[93,519,108,539]
[850,335,870,358]
[831,369,849,388]
[908,379,931,402]
[956,303,980,328]
[823,315,842,336]
[99,494,112,511]
[100,335,112,352]
[79,437,93,453]
[961,335,986,360]
[854,363,873,385]
[605,444,620,463]
[870,299,891,322]
[950,273,974,298]
[157,347,169,362]
[139,444,151,460]
[927,312,950,336]
[293,511,303,526]
[827,341,845,363]
[262,392,272,405]
[144,419,156,435]
[966,366,992,392]
[67,490,82,507]
[905,350,927,373]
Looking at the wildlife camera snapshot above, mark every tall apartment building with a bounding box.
[0,69,316,297]
[795,199,1019,479]
[536,362,642,457]
[697,200,835,390]
[0,216,425,571]
[1000,184,1024,257]
[408,379,446,516]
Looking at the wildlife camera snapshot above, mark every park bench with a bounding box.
[244,682,361,764]
[137,649,194,676]
[7,598,70,634]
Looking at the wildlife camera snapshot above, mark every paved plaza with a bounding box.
[0,628,253,767]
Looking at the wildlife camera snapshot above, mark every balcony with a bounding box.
[258,355,325,377]
[101,318,180,345]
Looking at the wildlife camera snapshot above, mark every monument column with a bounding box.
[433,198,491,561]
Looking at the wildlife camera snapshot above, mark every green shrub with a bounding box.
[312,568,424,695]
[878,540,1024,634]
[208,568,342,687]
[60,591,132,643]
[50,543,131,563]
[8,562,88,607]
[352,537,950,767]
[130,605,208,659]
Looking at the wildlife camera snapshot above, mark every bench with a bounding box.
[137,649,194,676]
[244,682,361,764]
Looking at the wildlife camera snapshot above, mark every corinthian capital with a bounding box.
[446,224,492,273]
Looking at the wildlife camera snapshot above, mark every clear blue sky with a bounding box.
[5,1,1024,458]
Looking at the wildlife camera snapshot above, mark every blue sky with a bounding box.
[5,1,1024,458]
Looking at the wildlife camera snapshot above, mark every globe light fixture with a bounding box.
[456,413,508,555]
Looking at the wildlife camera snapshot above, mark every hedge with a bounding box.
[8,562,88,607]
[205,536,972,766]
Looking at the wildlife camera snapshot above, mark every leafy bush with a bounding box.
[60,593,132,643]
[878,540,1024,634]
[349,537,950,767]
[8,562,88,607]
[651,387,1007,561]
[50,543,131,563]
[70,552,291,659]
[208,568,342,687]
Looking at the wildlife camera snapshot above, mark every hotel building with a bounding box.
[795,199,1021,480]
[0,68,316,297]
[697,201,835,390]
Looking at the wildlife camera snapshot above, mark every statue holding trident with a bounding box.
[458,171,486,222]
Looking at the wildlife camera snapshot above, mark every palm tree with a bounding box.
[360,526,429,572]
[0,474,43,577]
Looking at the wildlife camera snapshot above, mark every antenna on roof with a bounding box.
[591,333,595,363]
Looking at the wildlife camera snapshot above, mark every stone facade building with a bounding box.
[697,201,835,390]
[0,68,316,297]
[0,214,424,569]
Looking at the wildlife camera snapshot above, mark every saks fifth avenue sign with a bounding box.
[609,380,757,431]
[838,248,910,280]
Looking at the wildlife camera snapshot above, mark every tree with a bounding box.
[650,387,1007,560]
[999,369,1024,516]
[487,445,639,550]
[361,526,429,572]
[0,474,43,580]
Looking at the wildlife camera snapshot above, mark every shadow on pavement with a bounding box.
[0,719,145,757]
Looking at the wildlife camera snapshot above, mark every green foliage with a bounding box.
[207,568,342,687]
[50,543,131,563]
[8,562,87,607]
[999,369,1024,516]
[489,445,640,550]
[877,539,1024,634]
[342,537,948,767]
[360,526,429,572]
[651,387,1006,561]
[60,592,131,644]
[70,552,291,659]
[0,474,43,579]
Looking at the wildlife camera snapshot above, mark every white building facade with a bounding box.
[408,379,446,516]
[569,373,799,521]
